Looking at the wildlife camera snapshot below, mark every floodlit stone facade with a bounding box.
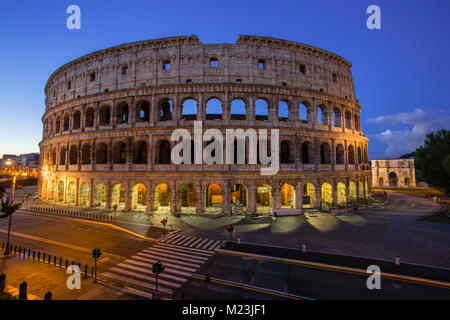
[38,35,371,214]
[371,159,416,188]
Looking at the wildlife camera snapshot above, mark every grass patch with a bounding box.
[420,211,450,224]
[372,188,446,198]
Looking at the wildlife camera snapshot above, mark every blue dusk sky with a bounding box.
[0,0,449,159]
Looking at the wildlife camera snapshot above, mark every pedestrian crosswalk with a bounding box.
[101,242,215,299]
[158,233,223,251]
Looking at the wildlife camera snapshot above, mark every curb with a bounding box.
[216,249,450,289]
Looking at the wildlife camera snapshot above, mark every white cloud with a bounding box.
[368,109,450,157]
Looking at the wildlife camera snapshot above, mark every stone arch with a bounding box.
[359,180,364,199]
[116,102,129,124]
[349,181,357,201]
[178,184,197,214]
[281,183,295,209]
[63,113,70,131]
[280,140,294,164]
[302,141,314,164]
[354,114,360,131]
[230,98,246,120]
[154,183,170,212]
[81,144,91,164]
[55,116,61,133]
[158,99,173,121]
[73,110,81,129]
[299,102,310,122]
[113,141,127,164]
[345,111,352,129]
[67,181,76,204]
[205,98,222,120]
[181,98,198,120]
[357,147,362,164]
[255,99,269,121]
[94,183,106,207]
[321,182,333,209]
[69,145,78,165]
[133,140,147,164]
[85,108,95,127]
[132,183,147,211]
[79,182,89,206]
[156,140,171,164]
[57,181,64,202]
[336,144,344,165]
[302,183,316,209]
[42,179,48,200]
[256,183,273,213]
[333,107,342,127]
[205,184,222,213]
[96,142,108,164]
[337,182,346,206]
[278,101,289,121]
[59,146,66,165]
[111,183,126,211]
[317,104,328,125]
[320,142,331,164]
[136,100,150,122]
[231,184,248,213]
[378,177,384,186]
[48,180,56,200]
[348,145,355,165]
[99,105,111,125]
[389,172,398,187]
[404,177,411,187]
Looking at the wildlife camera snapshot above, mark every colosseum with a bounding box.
[38,35,371,215]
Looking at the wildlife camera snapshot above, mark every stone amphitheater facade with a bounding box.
[38,35,371,215]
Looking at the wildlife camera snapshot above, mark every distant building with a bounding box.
[371,159,416,188]
[20,153,40,168]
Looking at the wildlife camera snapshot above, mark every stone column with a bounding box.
[124,181,132,211]
[247,182,256,214]
[75,178,80,206]
[332,179,338,206]
[296,181,303,211]
[89,178,94,207]
[222,181,231,215]
[315,181,321,209]
[105,181,112,209]
[273,182,281,210]
[196,182,203,214]
[331,138,336,171]
[170,181,177,215]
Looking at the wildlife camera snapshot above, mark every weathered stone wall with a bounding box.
[371,159,416,188]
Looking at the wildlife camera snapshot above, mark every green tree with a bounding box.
[415,129,450,194]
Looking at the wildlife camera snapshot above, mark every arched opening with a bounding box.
[320,142,331,164]
[132,184,147,211]
[181,99,197,120]
[81,144,91,164]
[231,184,247,213]
[302,141,314,164]
[136,101,150,122]
[113,142,126,164]
[345,111,352,129]
[179,184,196,214]
[336,144,344,165]
[111,183,126,211]
[359,180,364,199]
[389,172,398,187]
[205,184,222,213]
[299,103,309,122]
[59,147,66,165]
[73,110,81,130]
[404,177,411,187]
[348,145,355,165]
[318,105,328,125]
[158,99,173,121]
[256,184,273,213]
[154,183,170,213]
[57,181,64,202]
[116,102,129,124]
[133,140,147,164]
[206,98,222,120]
[302,183,316,209]
[157,140,171,164]
[357,147,362,164]
[55,117,61,133]
[95,143,108,164]
[94,183,106,208]
[333,108,342,127]
[354,115,360,131]
[278,101,289,121]
[281,183,295,209]
[69,145,78,165]
[321,182,333,209]
[79,182,89,206]
[100,105,111,125]
[67,182,76,204]
[51,149,56,166]
[379,177,384,186]
[63,113,70,131]
[85,108,95,127]
[255,99,268,121]
[48,180,55,200]
[230,99,246,120]
[280,140,293,164]
[349,181,357,202]
[337,182,346,206]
